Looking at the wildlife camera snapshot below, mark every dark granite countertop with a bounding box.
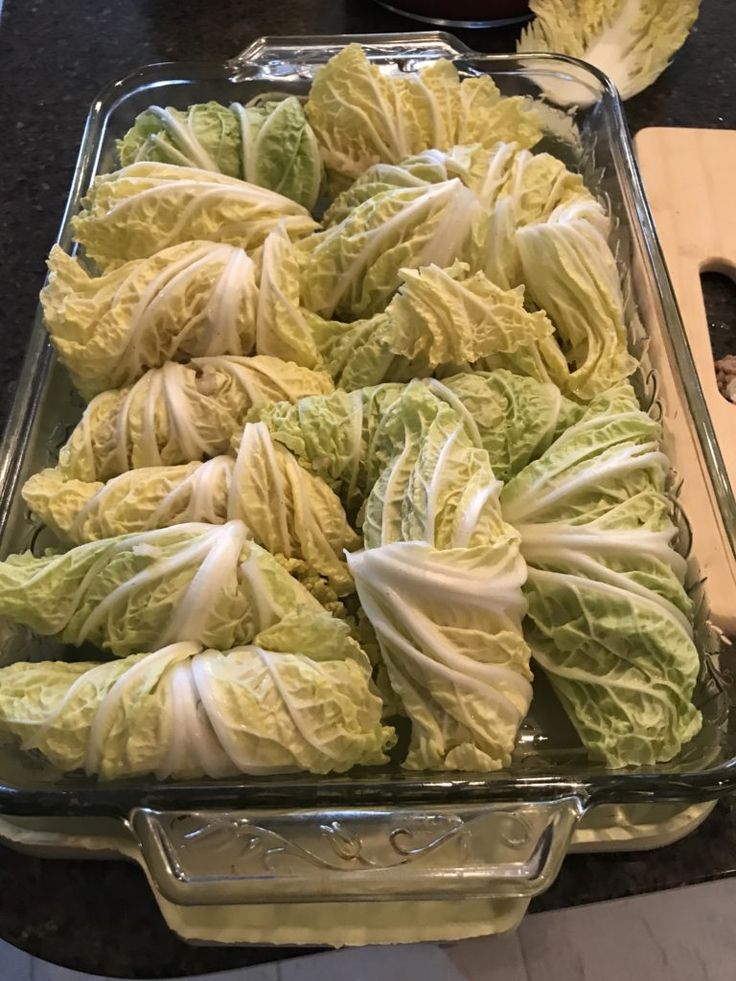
[1,0,736,976]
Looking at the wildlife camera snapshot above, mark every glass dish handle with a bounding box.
[225,31,472,81]
[131,799,584,906]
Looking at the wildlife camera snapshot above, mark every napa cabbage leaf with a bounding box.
[41,242,259,398]
[0,611,393,779]
[23,424,359,597]
[0,521,322,656]
[500,384,702,766]
[517,0,701,101]
[72,162,317,269]
[305,44,541,188]
[53,355,332,482]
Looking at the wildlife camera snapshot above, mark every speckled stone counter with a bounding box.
[1,0,735,976]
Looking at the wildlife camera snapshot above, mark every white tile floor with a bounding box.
[10,877,735,981]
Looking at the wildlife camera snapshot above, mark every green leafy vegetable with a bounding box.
[256,370,576,494]
[0,521,322,656]
[233,97,323,211]
[525,568,701,767]
[434,370,582,483]
[41,242,259,398]
[307,261,573,396]
[299,179,483,320]
[255,229,321,368]
[118,102,243,176]
[517,0,701,101]
[0,612,393,779]
[516,207,638,399]
[308,309,414,392]
[118,98,323,210]
[340,383,534,772]
[23,423,359,596]
[321,145,480,226]
[349,542,532,771]
[72,162,318,269]
[254,381,461,505]
[348,404,532,770]
[360,398,503,551]
[305,44,541,188]
[53,355,332,482]
[467,150,608,290]
[387,262,565,382]
[500,384,702,766]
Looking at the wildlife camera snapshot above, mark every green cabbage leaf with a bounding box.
[500,384,702,766]
[256,370,578,496]
[298,179,483,320]
[516,207,638,399]
[118,98,323,210]
[72,162,317,269]
[255,230,321,368]
[348,401,532,770]
[41,242,259,398]
[117,101,243,176]
[308,260,563,391]
[52,355,332,482]
[23,423,359,597]
[305,45,541,188]
[0,611,393,779]
[517,0,700,101]
[233,97,323,210]
[349,542,531,771]
[0,520,322,657]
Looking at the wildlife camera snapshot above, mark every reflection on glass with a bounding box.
[377,0,531,28]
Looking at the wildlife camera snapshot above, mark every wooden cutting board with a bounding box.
[635,127,736,629]
[636,127,736,473]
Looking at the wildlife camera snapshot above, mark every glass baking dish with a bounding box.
[0,32,735,910]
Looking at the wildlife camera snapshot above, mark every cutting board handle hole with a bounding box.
[702,266,736,404]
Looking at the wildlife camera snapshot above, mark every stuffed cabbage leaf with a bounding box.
[0,612,393,779]
[53,355,332,482]
[0,520,320,657]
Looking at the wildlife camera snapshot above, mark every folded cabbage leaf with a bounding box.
[305,44,541,188]
[233,97,323,211]
[432,370,581,483]
[360,399,505,549]
[467,151,609,290]
[23,423,360,596]
[53,355,332,482]
[72,162,318,269]
[348,403,532,770]
[309,260,564,390]
[500,384,702,766]
[349,543,531,771]
[118,101,243,176]
[118,98,323,210]
[298,179,483,320]
[517,0,700,102]
[255,229,320,368]
[0,520,321,657]
[41,242,259,397]
[321,145,481,226]
[254,381,466,506]
[324,142,607,291]
[524,567,701,768]
[387,262,567,385]
[256,370,577,494]
[308,309,414,392]
[295,257,566,391]
[0,611,394,779]
[516,206,637,400]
